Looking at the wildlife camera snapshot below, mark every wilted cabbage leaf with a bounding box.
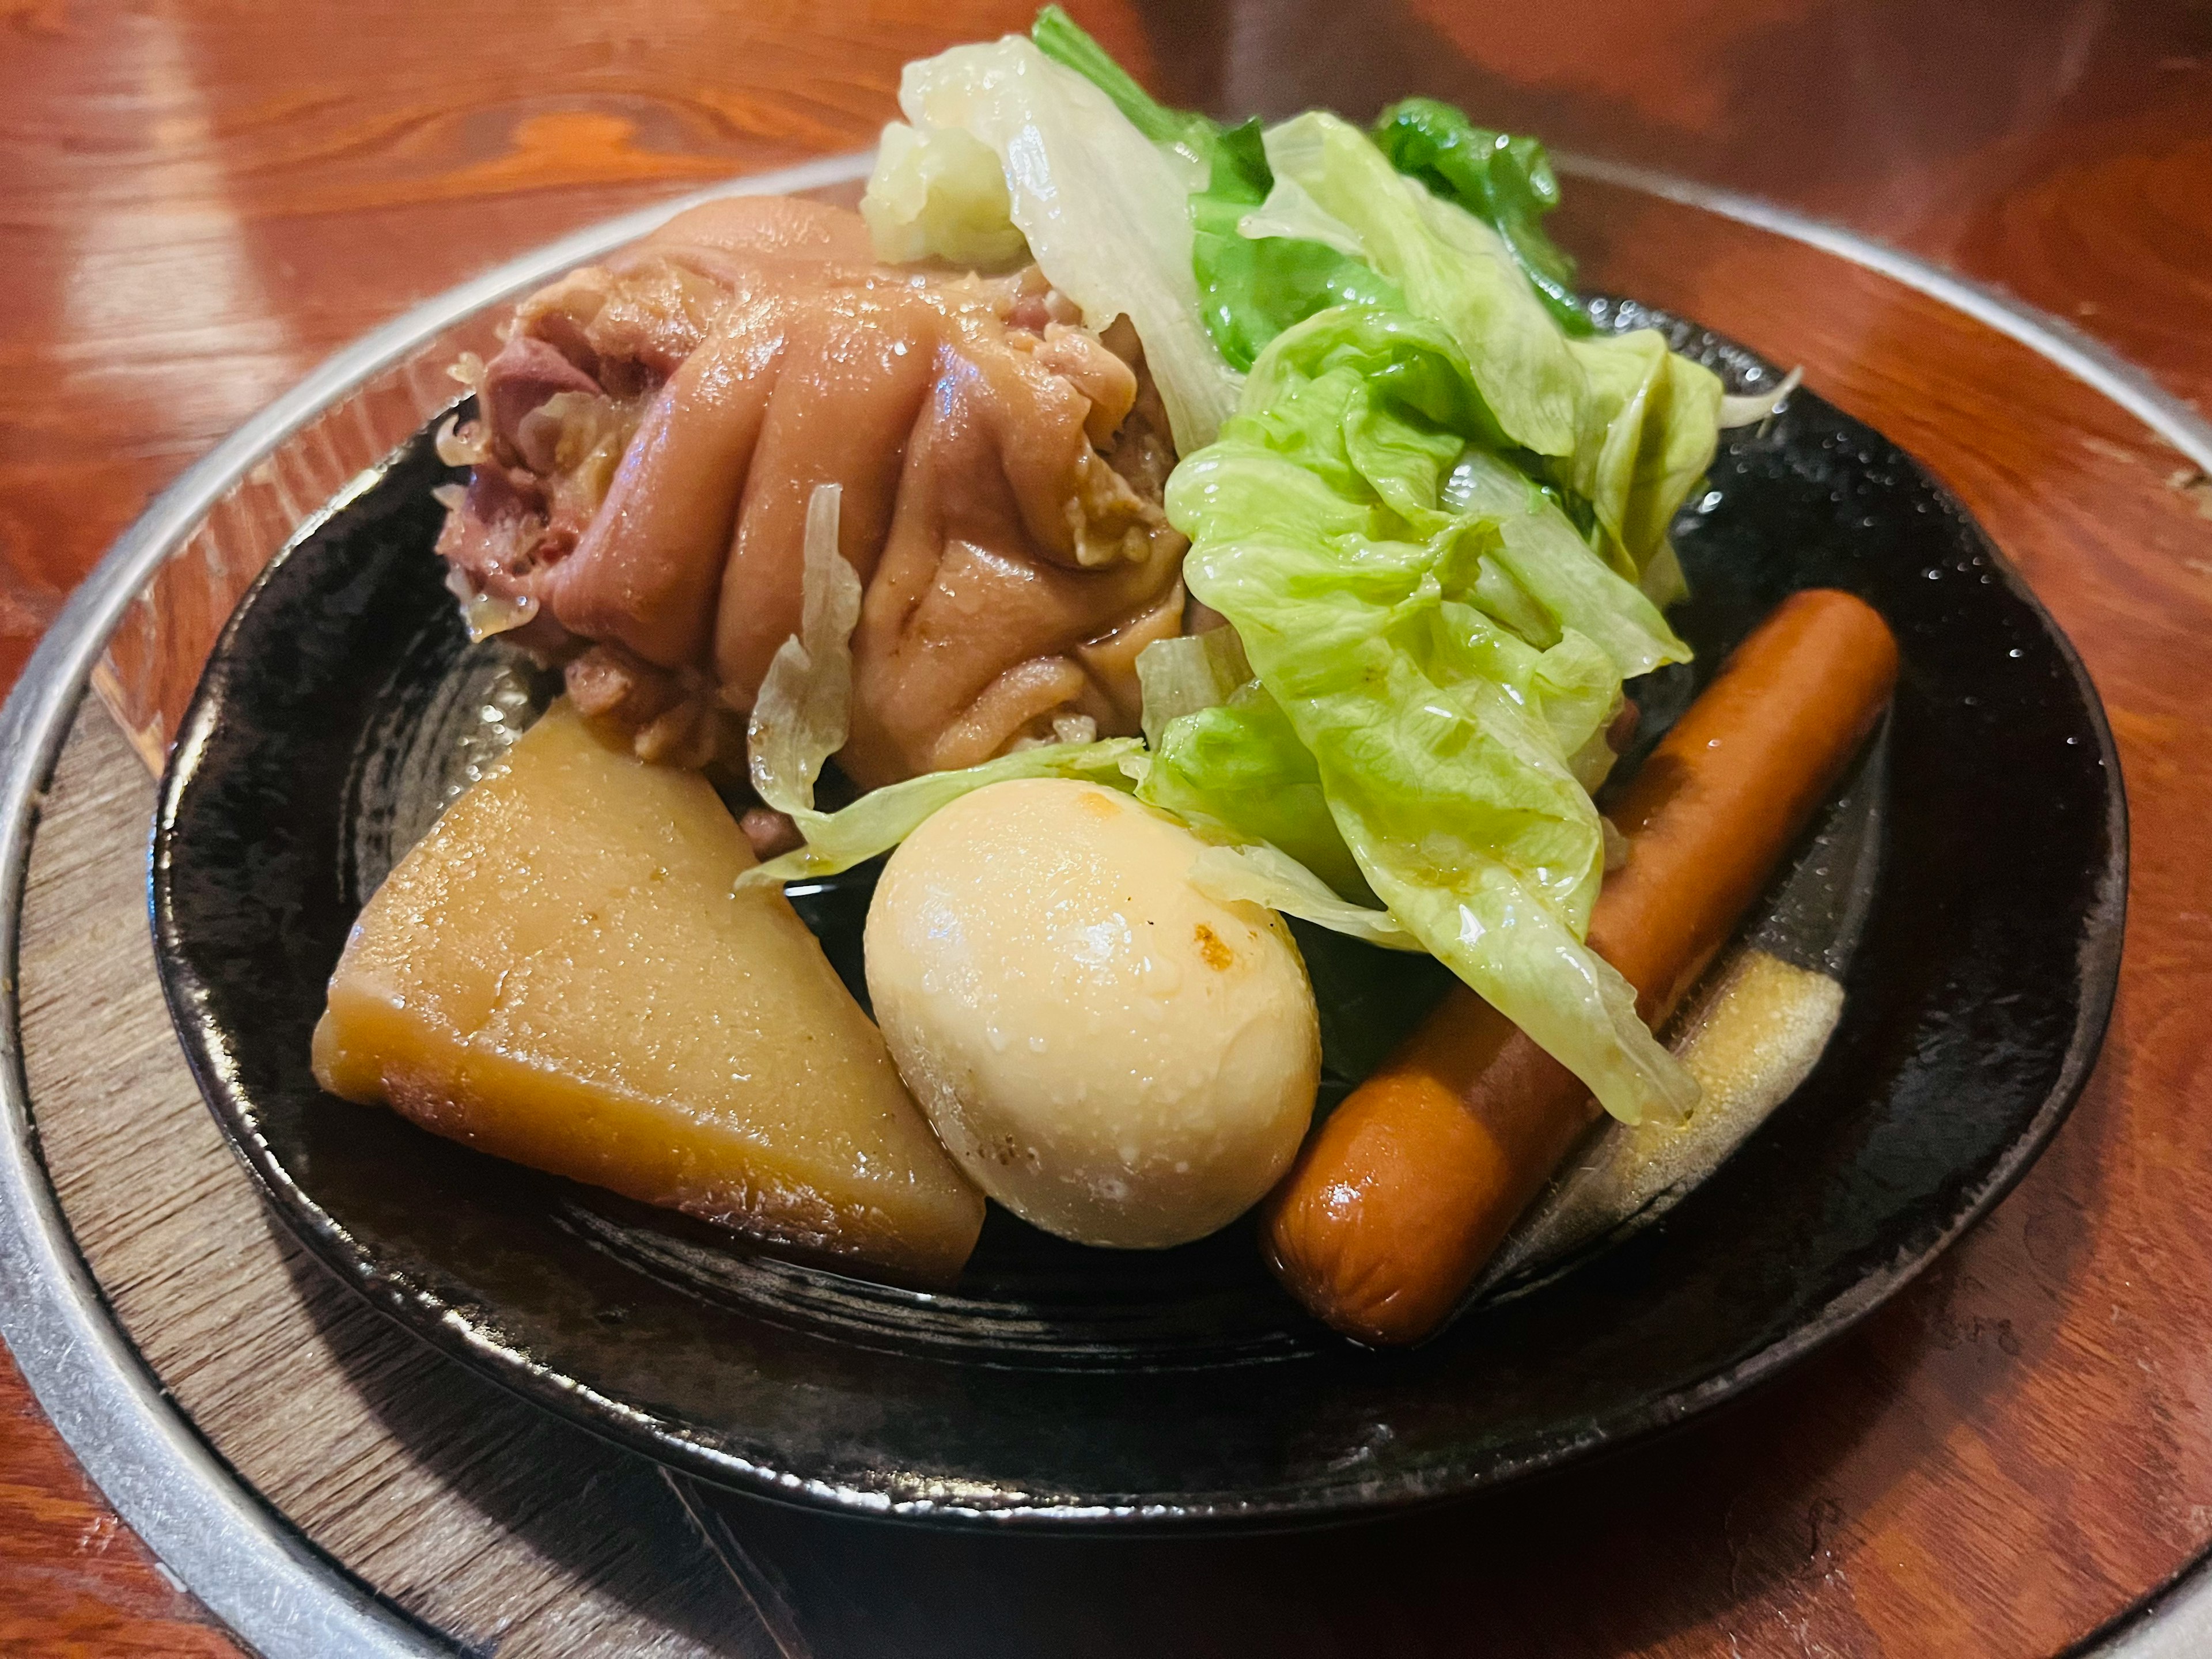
[1370,97,1586,334]
[862,123,1031,270]
[865,32,1240,452]
[748,483,861,819]
[1164,305,1698,1124]
[737,741,1146,889]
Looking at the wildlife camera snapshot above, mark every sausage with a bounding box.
[1262,589,1901,1346]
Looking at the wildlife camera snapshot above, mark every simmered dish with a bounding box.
[313,701,984,1285]
[314,10,1896,1344]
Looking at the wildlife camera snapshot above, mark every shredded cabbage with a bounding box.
[867,35,1241,452]
[748,483,861,817]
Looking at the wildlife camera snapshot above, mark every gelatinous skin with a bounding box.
[311,699,985,1287]
[1263,589,1900,1344]
[436,198,1186,786]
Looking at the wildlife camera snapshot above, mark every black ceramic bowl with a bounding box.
[150,304,2123,1527]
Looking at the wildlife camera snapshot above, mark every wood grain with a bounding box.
[14,700,774,1658]
[0,1346,236,1657]
[0,0,2207,1652]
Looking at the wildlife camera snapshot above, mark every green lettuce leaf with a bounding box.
[1253,110,1721,594]
[1370,97,1586,334]
[736,740,1145,889]
[1166,304,1696,1124]
[1033,7,1397,372]
[1190,120,1407,373]
[1131,629,1368,900]
[1186,842,1416,951]
[1441,447,1688,681]
[1029,5,1213,158]
[1132,626,1252,751]
[1558,327,1725,588]
[1139,680,1367,898]
[1256,111,1585,458]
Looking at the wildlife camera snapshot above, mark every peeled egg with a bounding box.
[865,778,1321,1248]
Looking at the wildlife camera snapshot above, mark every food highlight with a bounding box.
[314,10,1893,1344]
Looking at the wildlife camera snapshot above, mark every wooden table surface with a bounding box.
[2,2,2206,1653]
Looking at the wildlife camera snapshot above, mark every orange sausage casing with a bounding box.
[1262,589,1901,1346]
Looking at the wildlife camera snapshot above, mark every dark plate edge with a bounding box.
[145,375,2130,1535]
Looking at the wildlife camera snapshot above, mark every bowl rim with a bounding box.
[150,310,2130,1535]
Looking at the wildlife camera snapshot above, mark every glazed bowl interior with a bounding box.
[149,302,2123,1527]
